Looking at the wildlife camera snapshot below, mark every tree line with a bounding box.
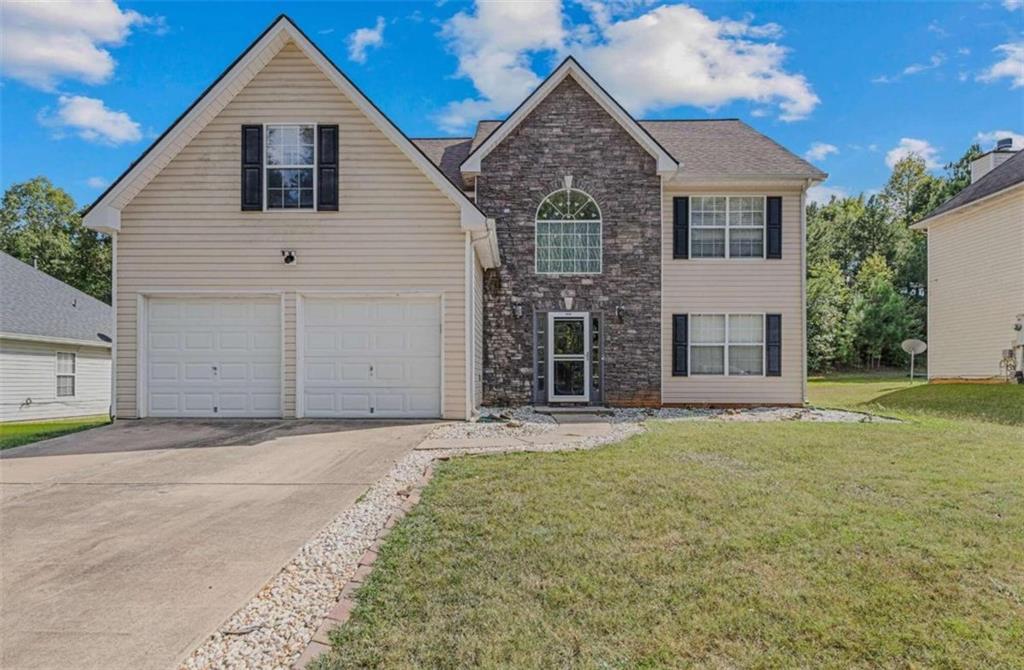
[1,177,111,303]
[806,145,981,372]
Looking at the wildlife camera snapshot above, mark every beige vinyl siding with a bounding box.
[661,186,805,405]
[0,339,111,421]
[473,257,484,407]
[115,41,468,419]
[925,187,1024,379]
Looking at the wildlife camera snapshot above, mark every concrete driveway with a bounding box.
[0,419,436,670]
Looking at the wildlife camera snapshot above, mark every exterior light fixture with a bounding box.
[281,249,296,264]
[512,304,524,319]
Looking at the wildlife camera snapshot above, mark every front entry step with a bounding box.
[534,405,613,416]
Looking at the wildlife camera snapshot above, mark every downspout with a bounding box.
[110,231,117,420]
[800,182,809,404]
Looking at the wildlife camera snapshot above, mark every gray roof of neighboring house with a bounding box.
[414,118,825,188]
[917,150,1024,226]
[0,252,112,346]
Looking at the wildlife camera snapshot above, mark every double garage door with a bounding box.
[145,296,440,418]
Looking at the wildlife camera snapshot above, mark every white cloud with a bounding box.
[437,0,818,131]
[807,184,848,205]
[975,129,1024,150]
[0,0,159,90]
[977,41,1024,88]
[347,17,386,63]
[873,52,945,83]
[86,176,109,188]
[885,138,941,169]
[927,21,948,38]
[804,142,838,161]
[1004,0,1023,10]
[438,1,565,131]
[902,52,945,75]
[40,95,142,145]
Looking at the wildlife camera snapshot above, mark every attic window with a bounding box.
[265,124,315,209]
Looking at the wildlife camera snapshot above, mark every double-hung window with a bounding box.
[690,314,764,376]
[56,352,76,397]
[690,196,765,258]
[265,124,315,210]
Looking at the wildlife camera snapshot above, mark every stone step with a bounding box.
[533,405,613,415]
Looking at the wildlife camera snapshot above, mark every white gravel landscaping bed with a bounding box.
[181,404,895,669]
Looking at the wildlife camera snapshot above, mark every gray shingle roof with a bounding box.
[0,252,112,346]
[414,118,825,186]
[640,120,826,180]
[412,138,472,188]
[917,150,1024,226]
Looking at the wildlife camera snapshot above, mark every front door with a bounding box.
[548,312,590,402]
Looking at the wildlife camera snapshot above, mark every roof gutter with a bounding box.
[911,180,1024,230]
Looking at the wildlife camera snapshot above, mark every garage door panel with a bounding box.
[301,297,441,418]
[146,297,281,418]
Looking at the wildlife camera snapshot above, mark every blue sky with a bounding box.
[2,1,1022,208]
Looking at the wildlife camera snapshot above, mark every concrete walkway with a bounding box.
[0,419,434,670]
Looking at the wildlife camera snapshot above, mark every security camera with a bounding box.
[281,249,296,265]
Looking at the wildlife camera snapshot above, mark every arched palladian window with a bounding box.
[535,184,602,274]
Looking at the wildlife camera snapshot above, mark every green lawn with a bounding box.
[0,415,110,450]
[810,372,1024,426]
[316,378,1023,669]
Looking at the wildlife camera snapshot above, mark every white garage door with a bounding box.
[146,297,281,417]
[301,297,441,418]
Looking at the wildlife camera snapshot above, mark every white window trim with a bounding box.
[56,351,76,397]
[689,313,766,377]
[263,122,317,212]
[689,195,767,260]
[534,187,603,275]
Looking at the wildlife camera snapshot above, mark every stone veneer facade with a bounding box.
[476,77,662,406]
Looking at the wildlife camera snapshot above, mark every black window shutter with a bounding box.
[672,314,688,376]
[766,196,782,259]
[317,124,339,211]
[766,314,782,376]
[241,125,262,211]
[673,197,689,259]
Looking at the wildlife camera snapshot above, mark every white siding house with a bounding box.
[0,253,112,421]
[913,146,1024,381]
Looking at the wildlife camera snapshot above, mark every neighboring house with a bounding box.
[83,16,824,420]
[912,142,1024,381]
[0,253,112,421]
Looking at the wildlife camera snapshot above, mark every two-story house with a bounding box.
[84,15,825,420]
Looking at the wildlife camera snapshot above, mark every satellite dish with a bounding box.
[901,339,927,380]
[901,339,927,355]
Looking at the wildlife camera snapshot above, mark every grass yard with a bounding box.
[810,372,1024,426]
[316,378,1024,669]
[0,415,110,450]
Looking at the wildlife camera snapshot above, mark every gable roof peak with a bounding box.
[83,13,489,237]
[460,55,679,176]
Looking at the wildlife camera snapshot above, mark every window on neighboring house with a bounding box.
[56,352,76,397]
[690,196,765,258]
[535,187,602,274]
[265,124,315,210]
[690,314,764,376]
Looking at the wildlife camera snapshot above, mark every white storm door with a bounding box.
[302,297,441,418]
[146,297,281,417]
[547,312,590,402]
